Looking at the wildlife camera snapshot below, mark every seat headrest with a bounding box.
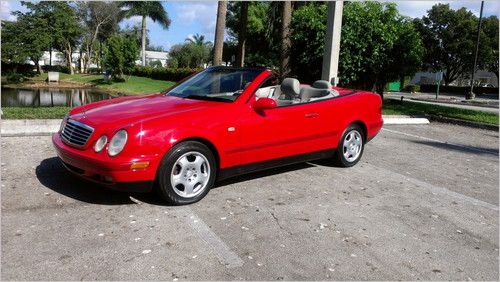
[312,80,331,89]
[281,78,300,97]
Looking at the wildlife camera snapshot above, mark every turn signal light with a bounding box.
[130,161,150,170]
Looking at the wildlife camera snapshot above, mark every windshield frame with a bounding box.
[165,66,267,103]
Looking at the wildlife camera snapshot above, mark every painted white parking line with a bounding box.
[364,163,499,211]
[382,128,498,156]
[181,207,244,269]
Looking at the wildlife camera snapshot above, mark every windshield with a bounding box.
[167,67,262,102]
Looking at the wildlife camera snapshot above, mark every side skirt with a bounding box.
[217,148,336,181]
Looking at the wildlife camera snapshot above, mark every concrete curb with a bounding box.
[383,115,430,125]
[1,119,61,136]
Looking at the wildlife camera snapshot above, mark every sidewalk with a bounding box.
[386,92,499,114]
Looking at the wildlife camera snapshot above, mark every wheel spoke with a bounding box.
[193,155,204,171]
[172,173,183,185]
[178,156,189,168]
[184,181,194,195]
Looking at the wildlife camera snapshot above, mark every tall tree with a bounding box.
[186,33,210,46]
[479,16,499,80]
[120,1,171,66]
[235,1,249,67]
[280,1,292,78]
[414,4,479,85]
[20,1,82,74]
[213,1,227,66]
[77,1,120,72]
[2,10,51,74]
[226,2,277,67]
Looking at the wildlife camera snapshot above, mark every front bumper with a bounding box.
[52,133,158,192]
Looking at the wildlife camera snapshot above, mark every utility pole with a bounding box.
[467,0,484,100]
[321,1,343,86]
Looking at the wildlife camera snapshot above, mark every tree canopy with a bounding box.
[168,42,211,68]
[413,4,495,85]
[290,2,424,92]
[103,34,139,79]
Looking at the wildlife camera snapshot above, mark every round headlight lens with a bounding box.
[108,130,128,156]
[94,135,108,152]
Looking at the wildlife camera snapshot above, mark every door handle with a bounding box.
[305,112,320,118]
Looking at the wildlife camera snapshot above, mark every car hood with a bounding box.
[69,94,219,128]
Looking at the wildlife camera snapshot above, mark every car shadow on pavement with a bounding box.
[36,157,136,205]
[36,157,318,206]
[411,140,499,156]
[213,162,315,189]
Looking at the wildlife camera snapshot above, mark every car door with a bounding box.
[235,98,341,166]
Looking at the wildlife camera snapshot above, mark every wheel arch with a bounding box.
[349,120,368,141]
[173,137,221,170]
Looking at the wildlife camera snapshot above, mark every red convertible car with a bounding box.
[53,67,383,204]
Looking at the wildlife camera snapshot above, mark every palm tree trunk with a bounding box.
[280,1,292,79]
[236,2,248,67]
[213,1,227,66]
[141,15,147,66]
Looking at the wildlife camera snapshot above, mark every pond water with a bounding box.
[1,87,113,107]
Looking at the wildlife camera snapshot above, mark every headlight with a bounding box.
[107,130,128,156]
[94,135,108,152]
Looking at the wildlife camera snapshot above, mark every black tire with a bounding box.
[334,124,365,167]
[156,141,216,205]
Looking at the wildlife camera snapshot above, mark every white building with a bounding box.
[410,70,498,87]
[30,50,170,70]
[137,51,170,67]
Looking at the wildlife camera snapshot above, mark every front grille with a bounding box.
[61,119,94,147]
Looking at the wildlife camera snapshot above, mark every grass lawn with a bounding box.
[383,99,499,125]
[30,73,175,95]
[2,107,70,119]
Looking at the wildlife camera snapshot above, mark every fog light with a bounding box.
[102,176,113,183]
[130,161,149,170]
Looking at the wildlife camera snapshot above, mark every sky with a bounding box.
[1,0,499,52]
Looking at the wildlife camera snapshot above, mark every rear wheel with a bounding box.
[334,124,364,167]
[157,141,216,205]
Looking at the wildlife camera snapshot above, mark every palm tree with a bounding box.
[280,1,292,78]
[120,1,171,66]
[236,2,249,67]
[186,33,208,46]
[213,1,227,66]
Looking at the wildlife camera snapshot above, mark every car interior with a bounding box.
[255,78,340,107]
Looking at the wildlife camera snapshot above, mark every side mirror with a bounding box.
[252,98,277,111]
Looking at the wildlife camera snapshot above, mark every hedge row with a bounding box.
[1,62,35,75]
[420,84,499,95]
[41,65,70,74]
[130,66,201,82]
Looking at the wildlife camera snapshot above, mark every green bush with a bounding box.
[42,65,70,74]
[402,84,420,93]
[1,62,35,76]
[103,35,139,79]
[131,66,201,82]
[87,67,103,74]
[5,72,25,83]
[148,60,163,68]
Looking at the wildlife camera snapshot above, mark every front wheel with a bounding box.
[157,141,216,205]
[334,124,365,167]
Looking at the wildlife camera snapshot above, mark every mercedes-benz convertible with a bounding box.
[53,66,383,204]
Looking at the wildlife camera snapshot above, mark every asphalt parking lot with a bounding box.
[1,122,498,280]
